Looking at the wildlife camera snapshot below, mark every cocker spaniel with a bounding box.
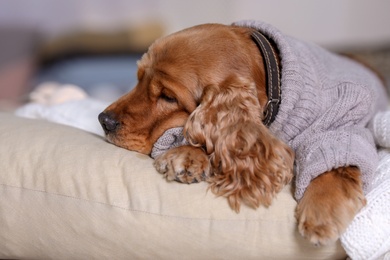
[98,21,388,245]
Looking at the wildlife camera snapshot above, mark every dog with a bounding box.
[98,20,388,245]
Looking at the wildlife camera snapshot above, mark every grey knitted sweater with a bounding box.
[152,20,388,201]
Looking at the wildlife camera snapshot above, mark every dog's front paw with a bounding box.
[296,167,366,246]
[153,145,211,183]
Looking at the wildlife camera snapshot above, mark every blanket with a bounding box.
[15,84,390,259]
[340,111,390,260]
[15,83,109,136]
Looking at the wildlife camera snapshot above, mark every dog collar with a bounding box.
[251,30,281,126]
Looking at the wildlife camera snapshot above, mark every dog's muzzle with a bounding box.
[98,112,119,134]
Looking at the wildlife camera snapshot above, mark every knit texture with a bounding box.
[234,20,388,200]
[340,111,390,260]
[151,127,189,159]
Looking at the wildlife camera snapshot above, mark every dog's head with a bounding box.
[99,23,270,154]
[99,23,294,210]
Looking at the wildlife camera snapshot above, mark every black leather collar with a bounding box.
[251,30,281,126]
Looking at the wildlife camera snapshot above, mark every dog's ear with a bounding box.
[184,76,294,212]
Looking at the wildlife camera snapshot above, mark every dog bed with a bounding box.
[0,112,346,259]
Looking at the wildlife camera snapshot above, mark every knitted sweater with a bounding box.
[235,20,388,199]
[152,20,388,201]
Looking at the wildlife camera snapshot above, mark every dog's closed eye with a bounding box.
[160,92,177,103]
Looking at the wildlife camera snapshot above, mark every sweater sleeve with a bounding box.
[293,83,379,201]
[151,127,189,159]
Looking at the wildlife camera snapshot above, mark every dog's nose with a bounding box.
[98,112,119,134]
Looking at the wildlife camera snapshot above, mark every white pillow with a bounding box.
[0,113,346,259]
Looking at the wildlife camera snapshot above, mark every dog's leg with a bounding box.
[154,145,211,183]
[296,166,366,245]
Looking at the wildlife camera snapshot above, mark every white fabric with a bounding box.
[15,84,109,137]
[15,99,108,136]
[15,83,108,136]
[341,111,390,260]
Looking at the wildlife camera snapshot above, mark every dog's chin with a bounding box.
[104,134,152,155]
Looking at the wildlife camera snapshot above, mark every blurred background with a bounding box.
[1,0,390,110]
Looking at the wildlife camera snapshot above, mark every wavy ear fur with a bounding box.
[185,76,294,212]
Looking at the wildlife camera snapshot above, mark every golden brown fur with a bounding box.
[99,23,368,245]
[184,79,293,210]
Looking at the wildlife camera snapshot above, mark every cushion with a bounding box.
[0,112,346,259]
